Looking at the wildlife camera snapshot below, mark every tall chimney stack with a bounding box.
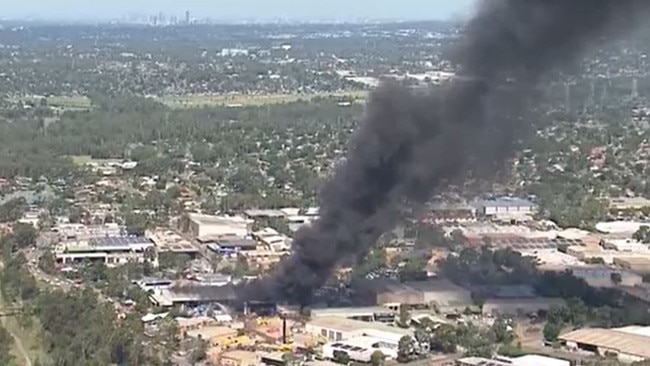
[282,315,287,344]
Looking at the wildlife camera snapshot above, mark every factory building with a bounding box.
[559,326,650,363]
[457,355,569,366]
[424,202,477,224]
[358,279,473,312]
[473,197,536,217]
[219,350,260,366]
[602,239,649,253]
[53,222,124,240]
[252,227,292,252]
[145,229,200,257]
[135,277,173,292]
[306,316,413,346]
[614,257,650,274]
[187,214,253,241]
[149,283,237,307]
[206,238,258,254]
[569,266,643,288]
[185,325,238,347]
[310,307,396,323]
[595,221,649,235]
[482,298,566,317]
[243,209,286,219]
[55,236,157,267]
[322,336,399,362]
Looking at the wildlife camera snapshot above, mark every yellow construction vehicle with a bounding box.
[278,343,293,352]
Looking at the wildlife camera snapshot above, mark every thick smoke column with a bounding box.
[241,0,650,305]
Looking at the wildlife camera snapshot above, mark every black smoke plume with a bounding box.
[240,0,650,305]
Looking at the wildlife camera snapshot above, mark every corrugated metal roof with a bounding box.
[474,197,535,208]
[560,328,650,358]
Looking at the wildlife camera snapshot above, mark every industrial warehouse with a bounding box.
[54,236,157,267]
[559,326,650,363]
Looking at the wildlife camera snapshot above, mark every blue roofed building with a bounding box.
[206,237,258,255]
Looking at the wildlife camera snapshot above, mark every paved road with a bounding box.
[24,248,111,304]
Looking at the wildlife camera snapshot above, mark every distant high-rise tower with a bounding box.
[185,10,190,24]
[564,82,572,112]
[632,77,639,99]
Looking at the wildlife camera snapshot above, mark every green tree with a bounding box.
[12,222,37,249]
[370,350,385,366]
[497,343,528,357]
[633,225,650,243]
[282,352,299,366]
[38,249,57,274]
[188,339,208,363]
[397,336,414,363]
[490,318,514,344]
[543,321,564,342]
[333,350,350,365]
[0,197,28,222]
[430,324,458,353]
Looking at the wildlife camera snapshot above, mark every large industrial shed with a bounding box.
[187,214,253,241]
[305,316,412,345]
[559,326,650,363]
[358,279,473,312]
[482,297,566,316]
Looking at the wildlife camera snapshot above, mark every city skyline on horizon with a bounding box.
[0,0,476,23]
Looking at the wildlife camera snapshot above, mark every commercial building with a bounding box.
[602,239,649,253]
[559,326,650,363]
[473,197,536,217]
[55,236,157,267]
[482,298,566,317]
[286,215,316,233]
[305,316,412,346]
[149,283,237,307]
[219,350,260,366]
[424,202,477,224]
[241,249,287,269]
[614,257,650,273]
[310,307,396,323]
[358,279,473,312]
[609,197,650,211]
[187,214,253,241]
[176,316,215,335]
[186,325,238,347]
[145,229,200,256]
[244,209,286,219]
[322,336,399,362]
[569,266,643,288]
[595,221,648,235]
[252,227,292,252]
[53,223,124,240]
[188,273,232,286]
[135,277,173,292]
[457,355,569,366]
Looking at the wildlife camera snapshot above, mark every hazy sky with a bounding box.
[0,0,476,22]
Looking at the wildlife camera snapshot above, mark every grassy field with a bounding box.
[157,90,369,108]
[68,155,125,167]
[10,90,370,111]
[10,96,93,110]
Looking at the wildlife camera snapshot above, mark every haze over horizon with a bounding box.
[0,0,475,23]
